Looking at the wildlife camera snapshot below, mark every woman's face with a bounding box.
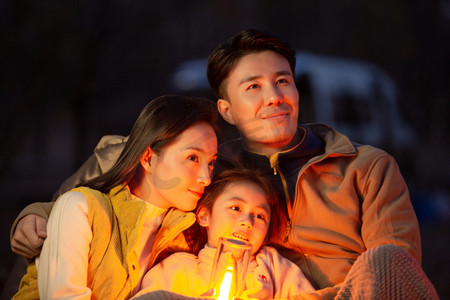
[148,122,218,211]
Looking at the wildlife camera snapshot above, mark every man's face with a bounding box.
[218,51,299,154]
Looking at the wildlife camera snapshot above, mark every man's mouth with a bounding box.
[261,111,289,120]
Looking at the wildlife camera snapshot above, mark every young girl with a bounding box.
[12,95,218,300]
[132,169,315,299]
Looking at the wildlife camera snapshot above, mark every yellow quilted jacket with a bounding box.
[12,185,196,299]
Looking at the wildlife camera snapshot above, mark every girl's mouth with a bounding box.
[232,232,249,242]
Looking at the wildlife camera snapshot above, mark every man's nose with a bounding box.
[263,85,283,106]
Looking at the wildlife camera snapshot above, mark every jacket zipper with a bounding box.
[277,162,319,278]
[284,219,292,243]
[274,165,293,243]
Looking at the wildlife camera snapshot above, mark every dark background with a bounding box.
[1,0,449,298]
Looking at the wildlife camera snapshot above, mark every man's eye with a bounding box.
[276,78,289,84]
[247,83,260,91]
[230,206,240,212]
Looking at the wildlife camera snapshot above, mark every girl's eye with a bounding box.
[230,206,241,212]
[255,213,267,221]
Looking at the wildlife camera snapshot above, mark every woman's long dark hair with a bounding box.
[79,95,218,193]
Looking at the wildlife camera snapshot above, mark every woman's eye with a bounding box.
[208,159,216,168]
[187,155,199,162]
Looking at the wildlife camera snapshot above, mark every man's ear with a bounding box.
[217,99,235,125]
[140,146,153,172]
[196,206,210,227]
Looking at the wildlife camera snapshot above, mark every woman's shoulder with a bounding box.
[58,190,87,200]
[52,191,89,219]
[56,191,88,208]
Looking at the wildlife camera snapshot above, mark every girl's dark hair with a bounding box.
[80,95,218,193]
[207,29,296,99]
[186,168,286,254]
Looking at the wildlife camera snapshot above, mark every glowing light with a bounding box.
[217,268,233,300]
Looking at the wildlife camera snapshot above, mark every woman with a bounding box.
[13,95,218,300]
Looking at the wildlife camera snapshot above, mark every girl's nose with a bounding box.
[239,215,253,230]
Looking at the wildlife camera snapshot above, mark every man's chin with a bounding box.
[243,135,295,154]
[262,130,297,147]
[266,138,295,150]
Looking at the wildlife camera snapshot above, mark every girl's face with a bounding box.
[198,182,271,254]
[148,122,218,211]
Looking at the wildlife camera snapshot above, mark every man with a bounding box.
[11,30,438,299]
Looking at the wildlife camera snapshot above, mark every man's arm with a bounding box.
[360,153,421,262]
[10,203,52,258]
[10,135,127,258]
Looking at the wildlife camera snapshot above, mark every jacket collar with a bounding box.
[217,123,357,172]
[107,185,196,267]
[307,123,357,157]
[108,185,147,229]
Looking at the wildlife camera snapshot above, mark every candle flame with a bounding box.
[217,268,233,300]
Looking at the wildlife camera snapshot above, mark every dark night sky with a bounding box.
[1,0,449,297]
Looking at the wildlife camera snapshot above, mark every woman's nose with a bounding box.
[197,164,212,186]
